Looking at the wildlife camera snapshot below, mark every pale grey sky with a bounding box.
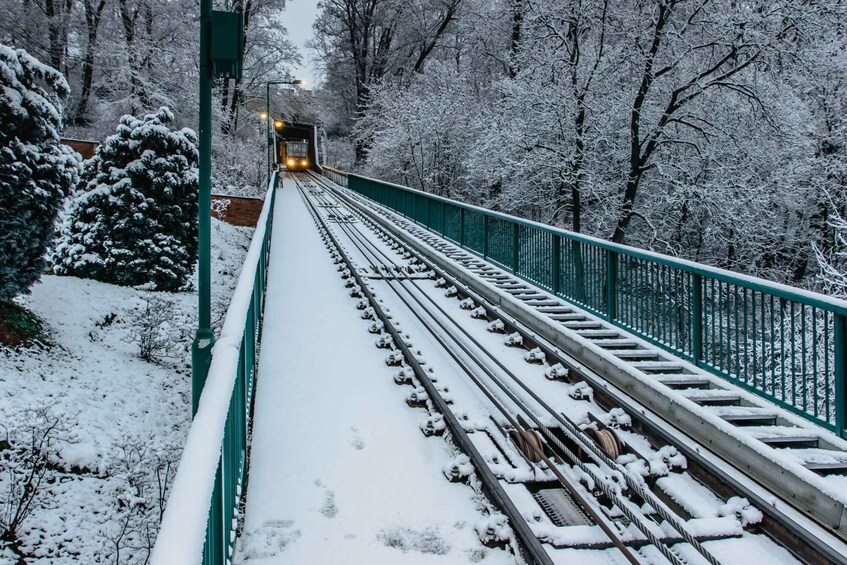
[284,1,321,87]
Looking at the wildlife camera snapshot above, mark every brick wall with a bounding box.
[211,195,264,227]
[61,138,99,159]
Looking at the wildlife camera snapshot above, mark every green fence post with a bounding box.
[606,250,618,321]
[204,463,223,564]
[573,240,586,304]
[835,314,847,437]
[552,236,561,295]
[512,223,519,274]
[460,208,465,248]
[483,214,489,259]
[692,273,703,365]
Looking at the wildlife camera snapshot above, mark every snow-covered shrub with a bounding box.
[0,406,73,549]
[210,197,230,219]
[97,438,180,564]
[52,107,198,291]
[0,44,79,301]
[126,296,190,363]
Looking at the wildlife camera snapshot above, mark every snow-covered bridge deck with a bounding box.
[153,171,847,565]
[236,178,512,563]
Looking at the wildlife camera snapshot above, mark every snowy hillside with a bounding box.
[0,218,252,564]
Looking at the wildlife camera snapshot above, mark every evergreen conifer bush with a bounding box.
[53,107,199,290]
[0,44,79,301]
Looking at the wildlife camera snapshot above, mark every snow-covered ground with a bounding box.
[236,179,514,564]
[0,218,253,564]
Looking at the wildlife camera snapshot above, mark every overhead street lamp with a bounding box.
[265,78,305,182]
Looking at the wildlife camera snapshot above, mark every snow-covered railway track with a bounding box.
[299,180,718,563]
[311,175,847,565]
[303,171,847,564]
[293,172,818,564]
[295,176,555,564]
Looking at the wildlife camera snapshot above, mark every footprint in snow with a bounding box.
[264,519,295,528]
[236,519,300,561]
[320,490,339,518]
[350,426,365,450]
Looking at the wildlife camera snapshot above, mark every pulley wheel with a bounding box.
[588,428,621,460]
[512,429,545,463]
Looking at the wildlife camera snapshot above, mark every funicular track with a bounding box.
[297,176,717,564]
[292,171,847,564]
[307,171,847,565]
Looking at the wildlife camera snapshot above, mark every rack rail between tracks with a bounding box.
[322,167,847,438]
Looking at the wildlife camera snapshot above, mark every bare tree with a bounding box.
[73,0,108,124]
[314,0,465,162]
[611,0,769,244]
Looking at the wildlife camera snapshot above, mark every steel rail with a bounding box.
[306,174,722,565]
[301,174,723,564]
[295,175,556,565]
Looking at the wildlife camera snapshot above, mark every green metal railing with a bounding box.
[151,173,277,565]
[324,168,847,437]
[203,180,274,562]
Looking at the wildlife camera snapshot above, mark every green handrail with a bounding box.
[151,173,278,565]
[323,167,847,437]
[203,176,275,563]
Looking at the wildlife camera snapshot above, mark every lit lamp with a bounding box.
[265,78,305,181]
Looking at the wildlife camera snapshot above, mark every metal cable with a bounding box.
[316,173,723,565]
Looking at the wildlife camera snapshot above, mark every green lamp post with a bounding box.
[192,5,245,416]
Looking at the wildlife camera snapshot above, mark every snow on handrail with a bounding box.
[150,174,277,564]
